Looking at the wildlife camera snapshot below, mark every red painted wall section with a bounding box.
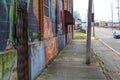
[44,17,57,64]
[49,17,54,38]
[44,17,49,39]
[44,17,53,39]
[44,0,58,64]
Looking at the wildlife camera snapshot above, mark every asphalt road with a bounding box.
[92,27,120,79]
[94,27,120,54]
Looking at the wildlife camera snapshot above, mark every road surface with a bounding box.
[94,27,120,54]
[92,27,120,80]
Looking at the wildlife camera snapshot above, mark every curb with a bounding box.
[91,48,112,80]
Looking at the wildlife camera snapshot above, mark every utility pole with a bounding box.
[111,3,113,28]
[117,0,120,29]
[92,0,95,37]
[86,0,92,64]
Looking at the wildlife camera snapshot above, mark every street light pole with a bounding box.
[86,0,92,64]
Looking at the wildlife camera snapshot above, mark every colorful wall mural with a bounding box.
[44,0,60,64]
[50,0,56,37]
[57,0,64,35]
[44,0,66,63]
[0,0,18,51]
[0,0,39,51]
[44,0,56,39]
[0,50,17,80]
[27,0,39,42]
[0,0,73,79]
[57,0,65,51]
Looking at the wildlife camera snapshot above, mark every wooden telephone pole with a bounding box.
[86,0,93,64]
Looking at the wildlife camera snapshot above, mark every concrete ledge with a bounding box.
[0,49,17,55]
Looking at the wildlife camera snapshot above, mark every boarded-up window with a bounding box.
[44,0,49,17]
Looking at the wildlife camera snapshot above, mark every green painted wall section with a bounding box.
[2,0,18,44]
[0,50,17,80]
[9,0,18,44]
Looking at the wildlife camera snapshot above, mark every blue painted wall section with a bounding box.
[58,35,65,52]
[49,0,56,37]
[57,0,63,35]
[29,41,45,80]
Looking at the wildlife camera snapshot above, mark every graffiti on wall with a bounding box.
[57,0,64,35]
[0,50,17,80]
[50,0,56,37]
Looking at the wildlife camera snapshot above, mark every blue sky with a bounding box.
[73,0,118,22]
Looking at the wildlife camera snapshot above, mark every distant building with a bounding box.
[113,22,120,27]
[94,22,99,26]
[106,22,113,27]
[99,21,107,27]
[74,17,82,30]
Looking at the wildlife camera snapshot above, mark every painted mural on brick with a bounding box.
[57,0,64,35]
[0,0,39,51]
[44,0,55,39]
[50,0,56,37]
[0,50,17,80]
[0,0,18,51]
[57,0,65,51]
[27,0,39,42]
[44,0,58,64]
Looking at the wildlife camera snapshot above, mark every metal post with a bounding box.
[111,3,113,28]
[92,22,95,37]
[86,0,92,64]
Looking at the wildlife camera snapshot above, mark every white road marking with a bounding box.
[99,39,120,56]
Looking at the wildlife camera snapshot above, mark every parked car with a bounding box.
[113,30,120,38]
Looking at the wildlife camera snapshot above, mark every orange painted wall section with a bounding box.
[45,38,58,64]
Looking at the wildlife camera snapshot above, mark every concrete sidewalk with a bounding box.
[36,40,107,80]
[92,39,120,80]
